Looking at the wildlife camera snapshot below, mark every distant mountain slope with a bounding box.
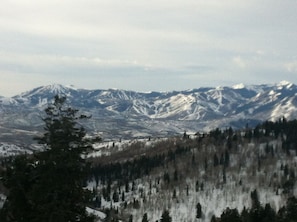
[1,81,297,142]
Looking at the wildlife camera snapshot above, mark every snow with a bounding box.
[0,143,32,157]
[45,84,68,94]
[278,80,292,87]
[37,97,48,108]
[1,82,297,141]
[87,138,166,158]
[0,194,6,209]
[269,90,275,96]
[215,86,224,90]
[270,98,297,121]
[150,94,197,119]
[86,135,295,222]
[86,207,106,220]
[65,84,78,90]
[232,83,245,89]
[0,97,17,105]
[0,133,296,221]
[2,81,297,220]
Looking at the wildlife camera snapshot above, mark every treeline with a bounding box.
[213,189,297,222]
[258,118,297,153]
[205,117,297,154]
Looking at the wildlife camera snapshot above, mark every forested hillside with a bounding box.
[87,118,297,221]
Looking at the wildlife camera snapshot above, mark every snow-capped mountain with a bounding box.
[1,81,297,142]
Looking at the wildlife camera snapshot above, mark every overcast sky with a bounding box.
[0,0,297,96]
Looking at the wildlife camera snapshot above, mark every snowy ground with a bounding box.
[0,142,37,157]
[0,194,6,209]
[87,137,167,158]
[1,135,296,221]
[86,207,106,221]
[88,136,297,221]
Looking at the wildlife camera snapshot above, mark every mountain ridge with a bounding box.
[0,81,297,142]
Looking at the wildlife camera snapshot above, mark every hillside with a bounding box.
[86,120,297,221]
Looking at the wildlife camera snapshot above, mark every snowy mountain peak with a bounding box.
[232,83,245,89]
[0,97,17,105]
[277,80,294,89]
[2,82,297,140]
[278,80,292,86]
[11,84,82,108]
[42,84,72,94]
[17,84,77,99]
[215,86,224,90]
[275,80,295,90]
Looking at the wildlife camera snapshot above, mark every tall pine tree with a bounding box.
[0,96,94,222]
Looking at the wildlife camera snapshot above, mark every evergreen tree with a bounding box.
[163,172,170,184]
[196,202,202,218]
[220,153,225,165]
[223,166,227,183]
[250,189,260,209]
[160,210,171,222]
[94,195,102,208]
[0,96,95,222]
[195,180,199,192]
[128,215,133,222]
[142,213,149,222]
[282,196,297,221]
[0,155,35,221]
[210,215,217,222]
[241,207,249,222]
[250,189,264,222]
[213,154,219,167]
[112,191,119,203]
[262,203,276,222]
[125,180,130,192]
[172,189,177,199]
[220,208,241,222]
[121,191,125,202]
[204,157,208,171]
[173,169,178,181]
[191,153,196,165]
[224,150,230,167]
[200,182,204,191]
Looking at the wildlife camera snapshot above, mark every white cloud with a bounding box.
[0,51,147,69]
[232,56,247,69]
[285,61,297,73]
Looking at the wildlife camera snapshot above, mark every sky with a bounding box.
[0,0,297,97]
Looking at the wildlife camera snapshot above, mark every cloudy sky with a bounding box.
[0,0,297,96]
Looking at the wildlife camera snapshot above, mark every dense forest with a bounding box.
[0,96,297,221]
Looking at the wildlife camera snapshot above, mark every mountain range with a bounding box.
[1,80,297,143]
